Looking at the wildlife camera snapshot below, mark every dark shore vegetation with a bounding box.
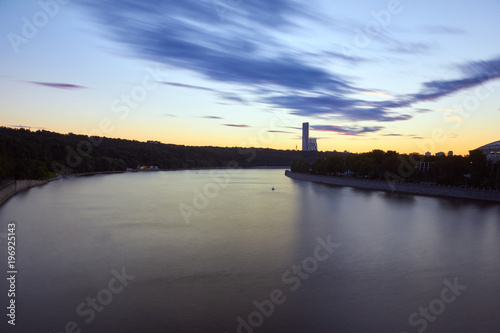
[291,149,500,189]
[0,127,327,181]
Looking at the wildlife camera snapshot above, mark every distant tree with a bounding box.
[468,150,487,186]
[291,159,310,173]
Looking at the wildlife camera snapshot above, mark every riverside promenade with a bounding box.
[285,170,500,203]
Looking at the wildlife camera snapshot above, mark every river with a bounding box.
[0,168,499,333]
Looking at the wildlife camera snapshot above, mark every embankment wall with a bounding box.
[285,170,500,203]
[0,180,49,206]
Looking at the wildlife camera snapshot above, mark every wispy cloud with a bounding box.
[359,90,395,98]
[223,124,250,128]
[312,125,383,135]
[80,1,500,124]
[220,93,247,104]
[422,25,465,35]
[161,81,215,92]
[410,55,500,102]
[382,133,423,139]
[388,42,436,55]
[266,94,412,122]
[201,115,223,119]
[414,108,432,114]
[320,50,369,64]
[30,81,86,89]
[267,130,292,134]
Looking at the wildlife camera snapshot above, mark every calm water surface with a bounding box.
[1,169,499,333]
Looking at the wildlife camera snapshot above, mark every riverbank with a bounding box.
[0,180,49,206]
[0,171,127,206]
[285,170,500,203]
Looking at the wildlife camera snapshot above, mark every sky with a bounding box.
[1,0,499,155]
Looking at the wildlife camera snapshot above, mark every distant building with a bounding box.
[302,123,309,151]
[308,138,317,151]
[425,152,431,157]
[472,140,500,162]
[147,140,160,144]
[302,122,318,151]
[416,162,433,173]
[448,151,453,157]
[436,152,445,156]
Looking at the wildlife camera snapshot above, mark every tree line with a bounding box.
[291,149,500,189]
[0,127,327,181]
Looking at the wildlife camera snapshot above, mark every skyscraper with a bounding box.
[302,122,309,151]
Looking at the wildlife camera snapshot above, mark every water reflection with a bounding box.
[0,169,499,333]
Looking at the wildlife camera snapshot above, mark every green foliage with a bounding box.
[301,149,498,189]
[468,149,487,186]
[0,127,329,181]
[291,159,310,173]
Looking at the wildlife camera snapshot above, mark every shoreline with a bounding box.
[0,170,126,207]
[0,180,49,206]
[285,170,500,203]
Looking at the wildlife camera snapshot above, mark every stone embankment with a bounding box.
[0,171,125,206]
[285,170,500,203]
[0,180,49,206]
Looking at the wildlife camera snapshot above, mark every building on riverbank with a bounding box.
[473,140,500,162]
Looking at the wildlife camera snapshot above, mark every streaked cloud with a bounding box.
[410,55,500,102]
[312,125,383,135]
[201,116,224,119]
[223,124,250,128]
[359,90,395,98]
[78,0,500,126]
[414,108,432,114]
[29,82,86,89]
[161,82,215,92]
[267,130,292,134]
[266,94,412,122]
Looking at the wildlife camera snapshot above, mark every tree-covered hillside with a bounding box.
[0,127,326,180]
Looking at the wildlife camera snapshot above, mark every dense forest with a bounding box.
[0,127,327,181]
[3,127,498,189]
[291,149,500,189]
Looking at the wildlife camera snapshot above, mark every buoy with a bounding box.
[272,187,275,191]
